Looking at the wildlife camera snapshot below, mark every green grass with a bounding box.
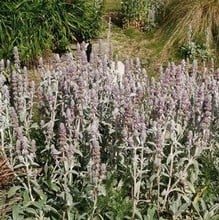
[103,0,121,13]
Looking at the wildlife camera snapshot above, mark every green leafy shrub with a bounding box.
[0,0,103,64]
[120,0,166,30]
[177,26,213,61]
[179,41,212,60]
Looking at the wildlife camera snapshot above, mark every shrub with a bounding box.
[120,0,166,31]
[178,26,213,61]
[0,45,219,219]
[0,0,103,64]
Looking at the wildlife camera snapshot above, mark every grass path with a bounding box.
[102,0,219,70]
[100,0,171,74]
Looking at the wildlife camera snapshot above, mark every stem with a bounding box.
[162,157,194,211]
[162,143,174,210]
[0,129,7,160]
[169,158,194,191]
[132,146,138,220]
[25,159,34,202]
[157,163,161,212]
[46,89,58,148]
[137,145,144,202]
[25,88,34,136]
[5,106,14,164]
[90,186,98,220]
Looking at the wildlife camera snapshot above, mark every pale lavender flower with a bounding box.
[9,107,19,129]
[91,138,101,183]
[201,94,212,128]
[11,70,18,101]
[59,122,67,153]
[13,46,20,71]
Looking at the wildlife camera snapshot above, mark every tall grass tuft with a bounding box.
[162,0,219,51]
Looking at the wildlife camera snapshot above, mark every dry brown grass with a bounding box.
[162,0,219,49]
[0,159,14,187]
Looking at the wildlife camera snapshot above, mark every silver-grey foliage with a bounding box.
[0,44,218,219]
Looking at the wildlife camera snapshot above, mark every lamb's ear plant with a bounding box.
[178,25,213,61]
[0,44,219,219]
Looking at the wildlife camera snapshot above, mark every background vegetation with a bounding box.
[162,0,219,50]
[103,0,219,69]
[120,0,166,30]
[0,0,102,64]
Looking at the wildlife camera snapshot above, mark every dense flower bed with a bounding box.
[0,45,218,219]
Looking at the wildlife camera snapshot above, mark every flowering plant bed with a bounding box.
[0,45,218,219]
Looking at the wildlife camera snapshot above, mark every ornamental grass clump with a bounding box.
[0,44,219,219]
[162,0,219,54]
